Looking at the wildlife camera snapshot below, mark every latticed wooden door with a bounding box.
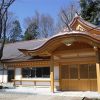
[60,64,97,91]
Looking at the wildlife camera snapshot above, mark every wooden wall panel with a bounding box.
[90,80,97,91]
[61,79,97,91]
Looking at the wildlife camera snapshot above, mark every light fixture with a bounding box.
[65,43,72,46]
[63,38,75,46]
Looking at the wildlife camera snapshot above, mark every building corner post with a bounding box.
[94,46,100,93]
[50,55,54,93]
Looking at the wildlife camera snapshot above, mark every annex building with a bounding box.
[0,16,100,93]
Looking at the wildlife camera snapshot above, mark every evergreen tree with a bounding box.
[80,0,100,25]
[24,21,39,40]
[10,20,22,42]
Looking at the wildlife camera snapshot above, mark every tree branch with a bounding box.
[61,10,72,31]
[0,11,8,59]
[1,0,15,19]
[0,0,5,11]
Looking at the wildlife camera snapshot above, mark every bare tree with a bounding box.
[57,4,78,32]
[6,12,17,40]
[40,14,54,38]
[0,0,15,60]
[24,11,40,30]
[24,11,55,39]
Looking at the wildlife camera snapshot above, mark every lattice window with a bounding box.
[80,64,89,79]
[89,64,96,79]
[70,65,78,79]
[61,65,69,79]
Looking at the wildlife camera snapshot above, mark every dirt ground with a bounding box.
[0,92,83,100]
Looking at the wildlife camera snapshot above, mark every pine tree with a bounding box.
[24,21,39,40]
[80,0,100,25]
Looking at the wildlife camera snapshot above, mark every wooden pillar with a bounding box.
[50,55,54,92]
[14,67,16,86]
[2,64,4,84]
[94,46,100,93]
[96,63,100,92]
[20,68,22,85]
[6,66,8,82]
[59,64,62,91]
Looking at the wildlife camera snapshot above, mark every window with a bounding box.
[80,64,88,79]
[31,68,36,77]
[70,65,78,79]
[22,67,50,78]
[61,65,69,79]
[89,64,96,79]
[36,68,42,77]
[22,68,31,78]
[42,67,50,77]
[61,64,96,80]
[79,64,96,79]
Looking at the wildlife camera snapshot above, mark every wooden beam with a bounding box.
[4,60,50,68]
[53,48,94,56]
[94,46,100,93]
[50,55,54,92]
[55,56,96,63]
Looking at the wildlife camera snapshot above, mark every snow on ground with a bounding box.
[0,86,100,99]
[0,93,82,100]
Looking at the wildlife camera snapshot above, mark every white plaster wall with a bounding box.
[54,66,59,80]
[0,65,8,83]
[15,68,21,80]
[3,70,7,83]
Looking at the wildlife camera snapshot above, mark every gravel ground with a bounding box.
[0,92,83,100]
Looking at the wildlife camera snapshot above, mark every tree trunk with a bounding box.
[0,38,5,60]
[0,13,2,39]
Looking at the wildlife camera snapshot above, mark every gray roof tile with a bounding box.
[2,39,48,60]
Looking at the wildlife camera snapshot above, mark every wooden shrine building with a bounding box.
[0,16,100,93]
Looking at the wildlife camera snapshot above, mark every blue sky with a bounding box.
[9,0,79,30]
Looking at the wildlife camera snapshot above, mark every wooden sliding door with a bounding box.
[60,64,97,91]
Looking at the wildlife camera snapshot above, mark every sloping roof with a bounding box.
[2,39,48,60]
[1,16,100,62]
[19,31,100,53]
[2,31,100,61]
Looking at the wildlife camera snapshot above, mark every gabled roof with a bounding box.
[70,16,100,35]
